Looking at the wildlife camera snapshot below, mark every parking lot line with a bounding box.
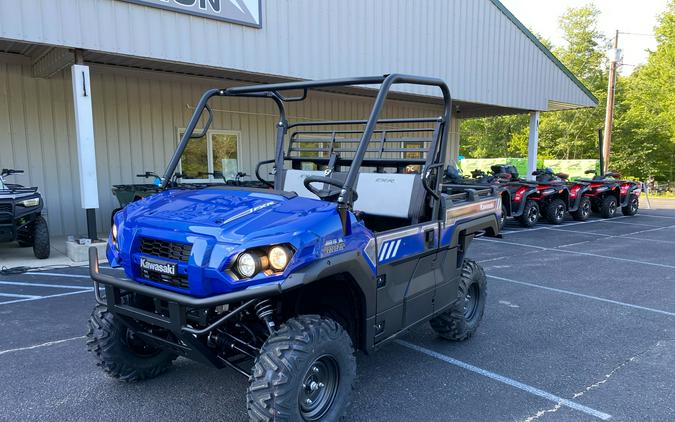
[21,272,91,279]
[0,336,85,357]
[0,292,41,299]
[620,236,675,244]
[545,227,613,237]
[0,290,92,306]
[0,280,92,290]
[633,213,675,220]
[503,216,634,236]
[595,220,662,228]
[476,238,675,269]
[488,275,675,317]
[395,340,612,421]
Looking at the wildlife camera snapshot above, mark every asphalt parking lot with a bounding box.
[1,209,674,421]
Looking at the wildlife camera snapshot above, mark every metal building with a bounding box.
[0,0,597,237]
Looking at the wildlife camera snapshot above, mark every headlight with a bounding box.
[18,198,40,207]
[236,252,260,278]
[111,223,118,246]
[231,244,295,279]
[268,245,291,271]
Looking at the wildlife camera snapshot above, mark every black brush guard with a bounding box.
[89,248,301,375]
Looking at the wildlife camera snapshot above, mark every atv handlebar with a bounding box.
[1,169,24,177]
[136,171,160,179]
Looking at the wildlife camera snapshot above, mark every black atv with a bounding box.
[0,169,50,259]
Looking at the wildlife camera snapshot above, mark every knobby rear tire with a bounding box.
[621,194,639,216]
[430,259,487,341]
[600,195,618,219]
[571,196,591,221]
[544,198,567,225]
[517,200,539,228]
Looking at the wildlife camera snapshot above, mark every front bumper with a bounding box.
[0,199,42,242]
[90,246,305,370]
[90,247,297,310]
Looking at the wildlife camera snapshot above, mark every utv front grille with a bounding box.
[140,268,189,289]
[139,237,192,263]
[0,203,12,224]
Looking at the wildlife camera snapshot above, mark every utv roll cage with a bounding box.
[161,74,452,235]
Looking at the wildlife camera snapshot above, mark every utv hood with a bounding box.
[122,186,338,242]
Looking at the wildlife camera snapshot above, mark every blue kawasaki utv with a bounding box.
[87,74,501,421]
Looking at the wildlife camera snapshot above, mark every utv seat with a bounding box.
[283,169,428,229]
[353,172,426,224]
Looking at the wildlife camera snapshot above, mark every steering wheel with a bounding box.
[255,159,275,188]
[303,176,357,202]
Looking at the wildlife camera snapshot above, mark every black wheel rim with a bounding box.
[500,206,506,227]
[582,201,590,216]
[555,204,565,221]
[528,206,538,223]
[631,198,638,212]
[124,329,161,358]
[464,283,480,321]
[299,355,340,421]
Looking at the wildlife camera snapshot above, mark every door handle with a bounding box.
[424,228,435,247]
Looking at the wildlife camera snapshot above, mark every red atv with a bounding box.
[536,169,593,222]
[578,170,641,218]
[500,166,570,227]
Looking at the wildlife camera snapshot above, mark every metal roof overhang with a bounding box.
[0,39,571,118]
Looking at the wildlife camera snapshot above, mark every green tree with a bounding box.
[460,6,610,162]
[538,4,609,161]
[612,1,675,181]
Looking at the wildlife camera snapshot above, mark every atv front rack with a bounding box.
[0,186,38,194]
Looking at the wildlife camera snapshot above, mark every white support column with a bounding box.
[446,117,460,169]
[526,111,540,181]
[71,64,100,238]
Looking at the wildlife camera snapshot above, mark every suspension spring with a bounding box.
[254,299,276,334]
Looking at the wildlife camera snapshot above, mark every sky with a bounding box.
[500,0,669,74]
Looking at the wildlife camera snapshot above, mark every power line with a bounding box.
[618,31,655,37]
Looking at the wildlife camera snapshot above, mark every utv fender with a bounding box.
[283,250,377,318]
[447,214,500,249]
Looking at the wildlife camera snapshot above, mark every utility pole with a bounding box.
[602,30,620,175]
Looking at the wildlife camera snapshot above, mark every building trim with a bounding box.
[490,0,599,105]
[119,0,263,28]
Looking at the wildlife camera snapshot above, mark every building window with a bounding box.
[178,130,240,182]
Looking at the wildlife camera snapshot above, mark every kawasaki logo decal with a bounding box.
[140,257,177,276]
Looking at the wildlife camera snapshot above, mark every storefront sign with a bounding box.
[119,0,262,27]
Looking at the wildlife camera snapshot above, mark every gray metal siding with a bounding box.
[0,63,442,236]
[0,0,595,111]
